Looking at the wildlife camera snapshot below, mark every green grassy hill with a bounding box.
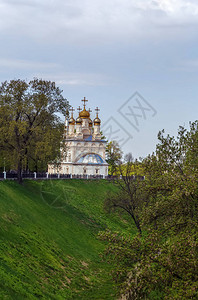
[0,179,136,299]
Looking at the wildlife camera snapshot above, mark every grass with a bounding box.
[0,179,136,299]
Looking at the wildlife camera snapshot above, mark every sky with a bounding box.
[0,0,198,158]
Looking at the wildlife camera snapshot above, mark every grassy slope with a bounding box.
[0,179,136,299]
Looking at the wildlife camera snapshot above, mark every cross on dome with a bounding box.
[95,107,100,117]
[81,97,88,109]
[70,107,75,117]
[77,106,82,114]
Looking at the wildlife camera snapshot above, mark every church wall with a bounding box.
[68,140,106,162]
[73,165,108,176]
[48,163,108,177]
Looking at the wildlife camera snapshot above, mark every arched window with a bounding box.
[95,168,99,175]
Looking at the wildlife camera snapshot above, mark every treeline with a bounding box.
[101,121,198,299]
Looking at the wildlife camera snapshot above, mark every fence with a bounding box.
[0,172,108,180]
[0,172,145,181]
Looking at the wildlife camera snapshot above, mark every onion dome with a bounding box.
[79,108,90,119]
[69,116,75,125]
[76,116,82,124]
[94,117,101,125]
[89,118,93,127]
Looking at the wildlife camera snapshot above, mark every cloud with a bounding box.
[0,0,198,45]
[0,56,111,86]
[0,57,110,86]
[0,58,58,69]
[34,72,112,86]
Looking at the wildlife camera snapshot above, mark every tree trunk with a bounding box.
[17,159,23,184]
[134,217,142,235]
[130,213,142,235]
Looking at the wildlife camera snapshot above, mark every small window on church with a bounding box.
[84,168,87,174]
[95,169,99,174]
[68,153,71,162]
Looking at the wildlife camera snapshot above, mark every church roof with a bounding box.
[84,135,93,141]
[76,153,106,164]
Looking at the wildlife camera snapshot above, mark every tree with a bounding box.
[105,141,122,175]
[104,154,145,234]
[141,121,198,232]
[101,121,198,299]
[0,79,69,183]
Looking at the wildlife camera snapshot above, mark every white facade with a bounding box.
[48,98,108,177]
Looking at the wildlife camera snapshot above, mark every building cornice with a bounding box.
[65,138,107,143]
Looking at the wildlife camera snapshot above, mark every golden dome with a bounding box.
[79,108,90,119]
[94,107,101,125]
[94,117,101,125]
[69,117,75,125]
[89,118,93,127]
[76,116,82,124]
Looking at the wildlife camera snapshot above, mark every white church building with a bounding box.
[48,97,108,177]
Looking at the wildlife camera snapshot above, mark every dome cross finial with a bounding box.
[95,107,100,118]
[81,97,88,109]
[77,106,82,115]
[70,107,75,117]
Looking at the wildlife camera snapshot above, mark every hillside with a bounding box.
[0,179,135,299]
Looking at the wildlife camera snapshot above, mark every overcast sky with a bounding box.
[0,0,198,158]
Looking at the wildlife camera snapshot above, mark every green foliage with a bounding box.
[0,179,134,299]
[0,79,69,182]
[142,121,198,232]
[106,141,123,175]
[101,121,198,299]
[100,228,198,299]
